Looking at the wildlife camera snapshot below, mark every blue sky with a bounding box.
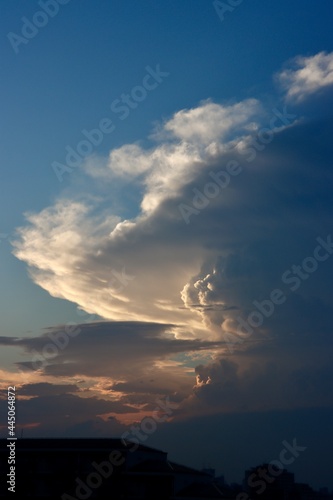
[1,0,333,490]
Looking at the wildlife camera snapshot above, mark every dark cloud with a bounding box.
[3,321,221,379]
[17,392,134,419]
[0,389,137,437]
[189,349,333,414]
[19,382,79,397]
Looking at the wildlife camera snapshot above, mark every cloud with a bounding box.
[10,97,277,333]
[19,382,79,397]
[0,321,221,421]
[0,321,221,431]
[163,99,261,144]
[13,84,333,344]
[0,389,132,436]
[176,340,333,417]
[10,52,333,419]
[13,99,264,328]
[278,51,333,102]
[0,321,219,377]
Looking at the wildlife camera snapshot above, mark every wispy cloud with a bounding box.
[278,51,333,102]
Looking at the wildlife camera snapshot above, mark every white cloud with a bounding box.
[12,98,263,333]
[164,99,261,144]
[278,51,333,101]
[108,144,153,177]
[85,100,262,214]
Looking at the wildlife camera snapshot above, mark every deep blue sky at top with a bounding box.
[1,0,333,337]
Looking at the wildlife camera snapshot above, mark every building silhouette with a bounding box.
[1,440,332,499]
[0,438,224,499]
[242,464,333,500]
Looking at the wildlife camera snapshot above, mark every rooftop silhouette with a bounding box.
[0,438,331,499]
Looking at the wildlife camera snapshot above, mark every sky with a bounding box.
[1,0,333,490]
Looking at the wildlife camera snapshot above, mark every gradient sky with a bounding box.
[1,0,333,490]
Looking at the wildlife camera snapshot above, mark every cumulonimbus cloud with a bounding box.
[12,66,333,345]
[10,52,333,418]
